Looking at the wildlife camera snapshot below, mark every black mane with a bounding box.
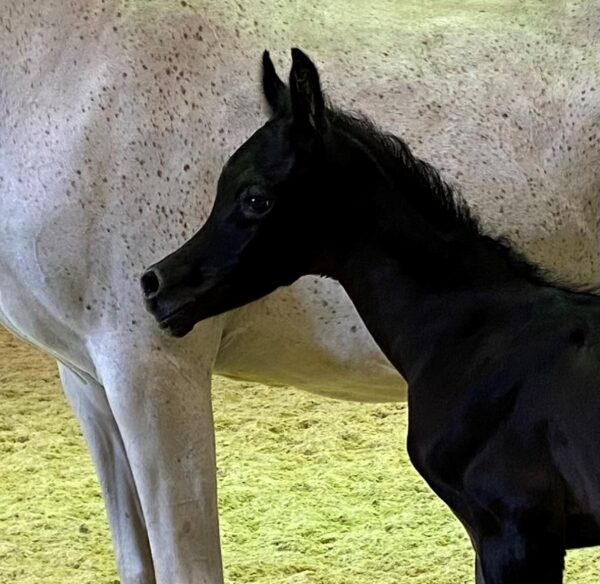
[325,106,579,292]
[327,107,476,236]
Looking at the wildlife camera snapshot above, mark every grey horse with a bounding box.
[0,1,598,583]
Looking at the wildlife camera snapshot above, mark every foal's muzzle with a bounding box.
[140,251,207,336]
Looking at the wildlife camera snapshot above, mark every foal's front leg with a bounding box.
[476,528,565,584]
[475,556,486,584]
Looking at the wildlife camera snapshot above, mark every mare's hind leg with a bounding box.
[59,363,155,584]
[476,528,565,584]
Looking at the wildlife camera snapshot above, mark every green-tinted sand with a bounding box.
[0,331,597,583]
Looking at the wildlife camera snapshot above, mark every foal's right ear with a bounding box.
[262,50,288,116]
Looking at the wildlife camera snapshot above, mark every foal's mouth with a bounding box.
[149,284,230,337]
[143,272,244,337]
[144,298,197,337]
[157,304,197,337]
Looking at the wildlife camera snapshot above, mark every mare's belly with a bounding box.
[215,276,406,402]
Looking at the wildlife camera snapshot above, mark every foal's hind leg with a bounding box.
[476,528,565,584]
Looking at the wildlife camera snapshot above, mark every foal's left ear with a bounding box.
[262,50,288,116]
[289,48,325,133]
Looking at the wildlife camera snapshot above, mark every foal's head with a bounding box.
[142,49,381,336]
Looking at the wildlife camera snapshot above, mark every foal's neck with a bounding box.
[327,127,541,384]
[336,244,535,384]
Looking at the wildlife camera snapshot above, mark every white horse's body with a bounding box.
[0,2,598,582]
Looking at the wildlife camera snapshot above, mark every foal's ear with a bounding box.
[289,48,324,132]
[262,50,288,115]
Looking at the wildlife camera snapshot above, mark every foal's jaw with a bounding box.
[143,247,300,337]
[141,246,236,335]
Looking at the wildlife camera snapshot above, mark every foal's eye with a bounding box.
[241,189,273,216]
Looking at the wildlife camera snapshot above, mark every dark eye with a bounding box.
[242,189,273,215]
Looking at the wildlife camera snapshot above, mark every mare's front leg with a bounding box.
[59,363,155,584]
[88,321,225,584]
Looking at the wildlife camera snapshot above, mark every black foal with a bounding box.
[142,50,600,583]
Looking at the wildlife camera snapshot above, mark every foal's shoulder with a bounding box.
[531,286,600,347]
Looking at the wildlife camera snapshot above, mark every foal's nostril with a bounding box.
[141,269,161,298]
